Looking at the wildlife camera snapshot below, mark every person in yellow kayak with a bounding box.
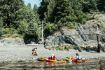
[32,48,37,56]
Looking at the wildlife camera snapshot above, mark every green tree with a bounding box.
[15,6,35,24]
[38,0,48,21]
[44,22,57,37]
[82,0,97,12]
[33,4,38,12]
[27,3,31,9]
[24,21,38,44]
[18,19,28,35]
[0,0,24,27]
[0,17,3,36]
[51,0,70,23]
[97,0,105,11]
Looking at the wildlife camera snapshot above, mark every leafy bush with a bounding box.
[18,19,28,35]
[44,23,58,37]
[23,21,38,44]
[3,28,17,34]
[67,22,75,29]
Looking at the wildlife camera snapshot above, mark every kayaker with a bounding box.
[52,54,56,60]
[48,54,56,60]
[32,48,37,56]
[76,53,80,59]
[48,57,51,60]
[32,48,35,51]
[50,54,54,60]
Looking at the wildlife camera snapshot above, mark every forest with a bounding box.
[0,0,105,43]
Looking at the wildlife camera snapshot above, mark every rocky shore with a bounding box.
[0,37,105,70]
[0,46,35,62]
[0,41,105,70]
[0,44,105,62]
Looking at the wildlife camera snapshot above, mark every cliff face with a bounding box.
[45,14,105,49]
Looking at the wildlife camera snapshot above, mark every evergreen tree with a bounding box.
[33,4,38,12]
[0,0,24,27]
[38,0,48,21]
[46,0,56,22]
[18,19,28,35]
[24,21,38,44]
[82,0,97,12]
[52,0,70,23]
[97,0,105,11]
[27,3,31,9]
[15,5,35,24]
[0,17,3,36]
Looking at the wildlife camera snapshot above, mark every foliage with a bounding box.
[38,0,99,27]
[38,0,48,21]
[24,21,38,44]
[0,0,24,27]
[44,23,58,37]
[3,28,17,34]
[38,0,88,28]
[38,0,105,37]
[27,3,31,9]
[82,0,97,12]
[18,19,28,35]
[67,22,76,29]
[33,4,38,12]
[97,0,105,12]
[0,17,3,36]
[1,0,105,43]
[0,0,39,43]
[15,6,35,24]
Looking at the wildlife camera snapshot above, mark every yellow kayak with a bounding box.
[56,60,66,64]
[37,57,46,61]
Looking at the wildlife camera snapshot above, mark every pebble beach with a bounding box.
[0,44,105,62]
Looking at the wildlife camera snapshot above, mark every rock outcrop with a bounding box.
[0,37,25,47]
[45,14,105,50]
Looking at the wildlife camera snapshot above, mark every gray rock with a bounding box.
[45,14,105,50]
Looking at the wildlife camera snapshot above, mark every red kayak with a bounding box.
[46,59,57,63]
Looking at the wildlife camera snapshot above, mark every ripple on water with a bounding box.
[0,60,104,70]
[0,61,69,70]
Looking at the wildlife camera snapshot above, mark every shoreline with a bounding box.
[0,45,105,63]
[0,57,105,70]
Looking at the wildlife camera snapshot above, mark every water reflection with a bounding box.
[0,60,101,70]
[32,61,57,70]
[0,61,59,70]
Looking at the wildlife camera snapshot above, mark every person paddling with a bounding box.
[47,54,56,60]
[32,48,37,56]
[51,54,56,60]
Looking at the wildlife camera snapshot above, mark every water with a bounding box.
[0,61,70,70]
[0,60,102,70]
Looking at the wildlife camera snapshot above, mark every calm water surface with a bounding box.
[0,61,100,70]
[0,61,69,70]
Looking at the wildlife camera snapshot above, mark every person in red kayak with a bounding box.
[47,54,56,60]
[51,54,56,60]
[72,53,81,64]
